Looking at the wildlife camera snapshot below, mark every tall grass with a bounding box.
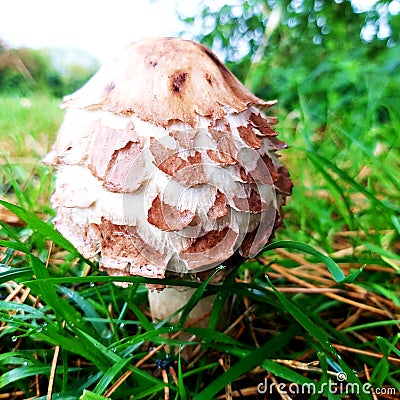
[0,79,399,400]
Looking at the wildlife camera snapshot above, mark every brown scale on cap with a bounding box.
[249,112,278,136]
[147,195,195,231]
[207,190,228,220]
[92,218,168,278]
[168,129,197,149]
[179,227,239,271]
[208,125,239,162]
[233,185,267,213]
[150,139,208,186]
[86,122,140,178]
[237,124,263,149]
[206,149,237,166]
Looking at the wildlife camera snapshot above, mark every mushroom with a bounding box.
[44,37,292,328]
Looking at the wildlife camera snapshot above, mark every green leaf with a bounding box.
[125,296,154,332]
[177,352,188,400]
[0,365,50,390]
[0,239,30,253]
[0,353,37,366]
[57,286,108,339]
[0,265,33,284]
[262,240,346,282]
[340,265,365,284]
[80,390,109,400]
[208,268,236,330]
[0,300,46,317]
[183,327,250,349]
[33,325,109,371]
[93,356,134,394]
[261,359,315,384]
[27,254,96,338]
[306,153,398,214]
[306,151,355,231]
[208,291,227,331]
[265,275,337,355]
[178,265,225,327]
[0,199,94,266]
[75,329,121,364]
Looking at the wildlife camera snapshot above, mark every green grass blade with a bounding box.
[0,238,30,253]
[262,240,346,282]
[0,300,47,317]
[193,325,297,399]
[123,296,155,332]
[57,286,108,339]
[208,269,236,330]
[93,356,134,394]
[76,329,121,363]
[261,358,315,384]
[208,291,227,331]
[376,335,400,358]
[305,150,355,230]
[177,352,188,400]
[0,265,33,284]
[265,275,337,354]
[337,126,400,191]
[341,320,400,333]
[0,199,94,266]
[178,265,225,327]
[80,390,109,400]
[33,328,110,371]
[27,253,97,337]
[0,200,75,252]
[306,152,399,214]
[0,365,50,390]
[131,384,169,399]
[0,160,34,210]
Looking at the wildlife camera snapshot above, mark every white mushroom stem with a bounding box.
[148,286,215,328]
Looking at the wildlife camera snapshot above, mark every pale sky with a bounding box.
[0,0,386,66]
[0,0,196,64]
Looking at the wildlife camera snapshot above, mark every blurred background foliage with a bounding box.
[0,39,99,97]
[179,0,400,113]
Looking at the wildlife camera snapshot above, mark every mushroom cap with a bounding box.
[44,37,293,280]
[61,37,274,128]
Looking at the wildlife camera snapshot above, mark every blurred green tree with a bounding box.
[0,42,99,97]
[179,0,400,120]
[0,46,51,95]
